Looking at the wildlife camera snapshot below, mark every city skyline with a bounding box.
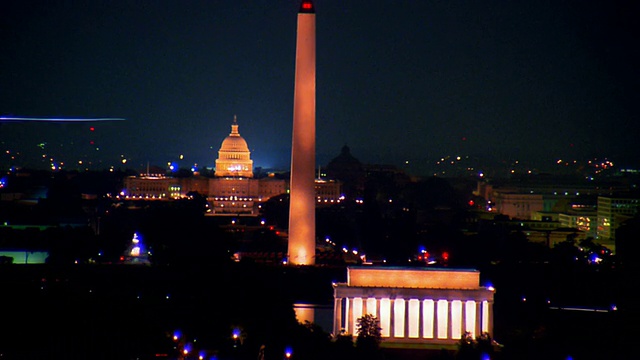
[1,1,638,176]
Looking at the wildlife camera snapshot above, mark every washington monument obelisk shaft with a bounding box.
[288,0,316,265]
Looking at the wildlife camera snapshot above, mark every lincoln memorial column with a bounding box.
[333,296,343,336]
[389,299,395,338]
[448,300,453,339]
[461,300,467,338]
[433,300,439,339]
[475,301,482,337]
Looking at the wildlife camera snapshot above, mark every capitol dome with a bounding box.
[219,125,250,152]
[214,116,253,178]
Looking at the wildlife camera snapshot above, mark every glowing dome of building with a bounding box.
[215,115,254,178]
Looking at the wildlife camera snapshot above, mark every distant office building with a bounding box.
[597,195,640,248]
[123,175,179,199]
[333,267,494,349]
[523,224,584,247]
[493,192,544,220]
[482,175,627,221]
[314,178,343,206]
[558,204,598,239]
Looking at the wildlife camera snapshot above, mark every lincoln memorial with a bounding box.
[332,267,495,348]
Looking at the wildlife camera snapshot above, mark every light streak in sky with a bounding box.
[0,117,125,122]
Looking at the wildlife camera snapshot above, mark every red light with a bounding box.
[468,200,475,206]
[442,252,449,261]
[119,256,125,261]
[89,127,95,131]
[302,2,312,9]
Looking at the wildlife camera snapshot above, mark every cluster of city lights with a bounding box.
[170,330,209,360]
[116,193,170,200]
[554,157,617,177]
[432,155,477,176]
[167,328,293,360]
[0,144,141,171]
[213,196,254,201]
[316,198,341,203]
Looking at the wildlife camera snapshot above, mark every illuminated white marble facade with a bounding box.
[333,267,494,346]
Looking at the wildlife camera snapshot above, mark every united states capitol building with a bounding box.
[122,116,341,214]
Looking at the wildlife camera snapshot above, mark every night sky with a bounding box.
[1,1,638,176]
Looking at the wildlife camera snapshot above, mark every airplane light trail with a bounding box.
[0,117,125,122]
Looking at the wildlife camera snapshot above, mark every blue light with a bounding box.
[284,346,293,358]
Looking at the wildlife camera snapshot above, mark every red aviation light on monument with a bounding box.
[300,1,314,13]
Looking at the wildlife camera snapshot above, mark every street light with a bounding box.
[231,327,247,351]
[232,328,241,348]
